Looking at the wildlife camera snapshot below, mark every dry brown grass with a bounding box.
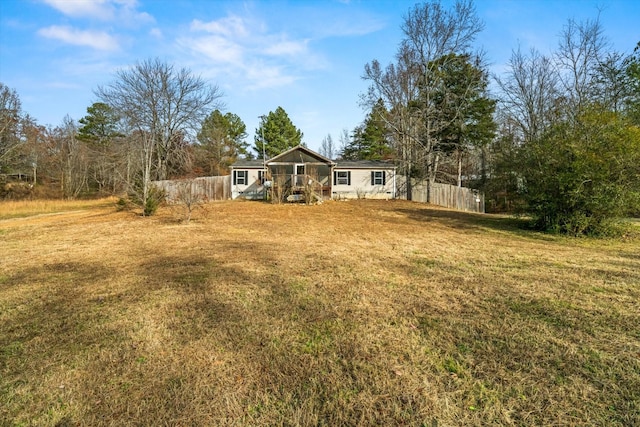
[0,198,115,220]
[1,199,639,426]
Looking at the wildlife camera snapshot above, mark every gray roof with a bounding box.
[231,157,396,170]
[335,160,396,169]
[231,160,265,168]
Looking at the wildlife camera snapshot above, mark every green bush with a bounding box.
[126,175,165,216]
[518,108,640,236]
[143,185,164,216]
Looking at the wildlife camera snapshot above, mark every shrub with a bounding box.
[518,108,640,236]
[142,185,164,216]
[126,175,165,216]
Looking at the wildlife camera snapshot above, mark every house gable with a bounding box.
[267,145,335,166]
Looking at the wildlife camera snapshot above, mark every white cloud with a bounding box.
[191,16,248,38]
[40,0,154,25]
[41,0,113,19]
[244,62,298,89]
[38,25,119,51]
[322,18,386,37]
[263,39,308,57]
[180,14,325,90]
[149,28,163,38]
[182,35,244,65]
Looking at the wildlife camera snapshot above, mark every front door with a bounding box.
[294,164,305,186]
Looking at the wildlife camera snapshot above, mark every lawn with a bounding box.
[1,199,638,426]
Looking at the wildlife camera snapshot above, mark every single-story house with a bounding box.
[229,145,397,202]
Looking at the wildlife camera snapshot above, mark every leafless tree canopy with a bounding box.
[96,58,223,181]
[401,0,483,66]
[555,17,608,113]
[319,134,335,159]
[494,15,614,147]
[95,58,223,213]
[0,83,23,169]
[494,48,559,144]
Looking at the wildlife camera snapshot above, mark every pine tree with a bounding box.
[254,107,303,159]
[196,110,249,175]
[341,99,392,160]
[77,102,121,145]
[430,53,496,186]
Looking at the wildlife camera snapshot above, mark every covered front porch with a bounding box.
[265,146,335,203]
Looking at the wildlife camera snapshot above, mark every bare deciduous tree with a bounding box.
[556,16,608,115]
[337,128,351,159]
[51,116,89,199]
[494,47,559,145]
[96,58,223,214]
[0,83,23,172]
[319,133,335,159]
[592,51,631,113]
[174,179,205,224]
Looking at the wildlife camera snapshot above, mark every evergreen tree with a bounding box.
[341,99,392,160]
[196,110,249,175]
[430,53,496,186]
[78,102,121,145]
[254,107,303,159]
[77,102,125,194]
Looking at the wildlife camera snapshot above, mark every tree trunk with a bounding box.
[457,150,463,187]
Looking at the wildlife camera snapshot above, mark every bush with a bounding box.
[1,181,33,200]
[126,175,165,216]
[115,197,130,211]
[518,108,640,236]
[142,185,164,216]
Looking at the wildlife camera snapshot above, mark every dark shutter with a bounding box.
[333,171,337,185]
[233,170,237,185]
[347,171,351,186]
[382,171,386,185]
[371,171,375,186]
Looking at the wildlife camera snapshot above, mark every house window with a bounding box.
[371,171,386,186]
[233,170,248,185]
[334,170,351,186]
[258,170,265,184]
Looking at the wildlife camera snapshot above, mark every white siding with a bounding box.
[332,168,396,200]
[231,168,266,200]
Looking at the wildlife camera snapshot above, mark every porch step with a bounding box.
[286,194,305,202]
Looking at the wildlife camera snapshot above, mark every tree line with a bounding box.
[1,0,639,234]
[340,0,639,235]
[0,58,303,213]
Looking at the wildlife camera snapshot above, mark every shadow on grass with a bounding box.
[392,204,555,239]
[0,260,130,356]
[4,229,638,426]
[121,241,433,425]
[0,261,132,425]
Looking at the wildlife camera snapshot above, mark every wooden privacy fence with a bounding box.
[429,183,484,213]
[153,176,231,203]
[405,180,484,213]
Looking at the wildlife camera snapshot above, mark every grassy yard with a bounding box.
[1,199,638,426]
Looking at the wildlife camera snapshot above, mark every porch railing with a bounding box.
[270,174,330,202]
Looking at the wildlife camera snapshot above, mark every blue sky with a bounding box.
[1,0,638,154]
